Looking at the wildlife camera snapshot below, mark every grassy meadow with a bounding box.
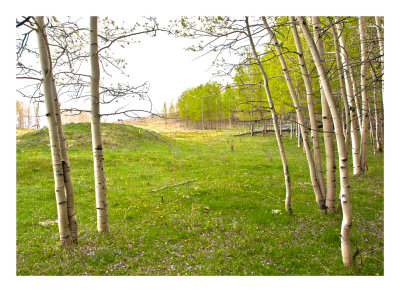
[16,122,384,275]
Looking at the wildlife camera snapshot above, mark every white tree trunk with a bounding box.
[329,17,351,152]
[90,16,109,232]
[312,17,335,212]
[368,102,376,155]
[334,17,362,175]
[35,16,71,245]
[289,16,326,202]
[51,80,79,242]
[359,16,369,172]
[245,17,292,212]
[298,16,353,267]
[375,16,384,98]
[373,85,382,151]
[263,17,325,211]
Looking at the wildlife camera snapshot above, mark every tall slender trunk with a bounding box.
[245,16,292,212]
[52,77,79,242]
[373,86,382,151]
[36,16,78,242]
[290,114,293,140]
[289,16,326,201]
[334,17,362,175]
[375,16,384,98]
[263,17,325,211]
[368,103,376,155]
[298,16,353,267]
[359,16,369,172]
[312,17,336,211]
[35,16,71,245]
[297,118,302,148]
[350,71,362,130]
[90,16,109,232]
[329,17,351,152]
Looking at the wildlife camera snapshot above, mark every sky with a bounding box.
[118,18,229,116]
[16,16,235,125]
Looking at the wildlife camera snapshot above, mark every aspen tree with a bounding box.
[334,17,362,175]
[312,17,335,210]
[373,85,382,151]
[262,17,325,211]
[328,17,351,151]
[368,102,376,155]
[35,17,80,242]
[51,80,79,242]
[359,16,369,172]
[289,16,326,201]
[35,16,72,245]
[90,16,109,232]
[375,16,384,98]
[245,16,292,212]
[297,16,353,266]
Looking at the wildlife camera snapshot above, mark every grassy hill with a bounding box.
[16,122,384,275]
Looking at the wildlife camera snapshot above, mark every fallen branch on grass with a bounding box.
[231,129,291,137]
[150,179,198,193]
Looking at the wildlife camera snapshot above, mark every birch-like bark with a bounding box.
[298,16,353,267]
[35,16,71,245]
[52,81,79,242]
[334,17,362,175]
[375,16,384,98]
[90,16,109,232]
[290,114,293,140]
[312,17,335,211]
[373,85,382,151]
[359,16,369,172]
[35,16,78,241]
[245,17,292,212]
[262,17,325,211]
[289,16,326,202]
[350,73,362,131]
[297,118,302,148]
[368,102,376,155]
[329,17,351,151]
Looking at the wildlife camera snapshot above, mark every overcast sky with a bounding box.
[120,18,228,116]
[16,16,235,124]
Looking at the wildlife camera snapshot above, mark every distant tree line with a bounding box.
[16,100,39,129]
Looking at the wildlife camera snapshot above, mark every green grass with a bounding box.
[16,123,384,275]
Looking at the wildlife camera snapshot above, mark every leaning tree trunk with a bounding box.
[334,17,362,175]
[35,16,78,242]
[245,16,292,212]
[312,17,335,212]
[359,16,370,172]
[263,17,325,211]
[90,16,109,232]
[289,16,326,203]
[298,16,353,267]
[51,76,79,242]
[35,16,71,245]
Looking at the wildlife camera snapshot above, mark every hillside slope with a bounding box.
[17,122,170,150]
